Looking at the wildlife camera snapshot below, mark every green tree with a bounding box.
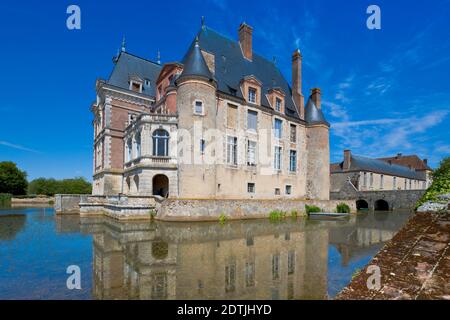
[0,162,28,195]
[28,177,91,196]
[416,157,450,208]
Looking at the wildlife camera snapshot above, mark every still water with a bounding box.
[0,207,412,300]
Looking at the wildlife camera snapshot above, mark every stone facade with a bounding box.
[90,22,331,209]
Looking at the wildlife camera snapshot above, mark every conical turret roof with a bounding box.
[305,98,330,126]
[178,37,214,82]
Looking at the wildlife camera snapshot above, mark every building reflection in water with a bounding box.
[74,211,411,300]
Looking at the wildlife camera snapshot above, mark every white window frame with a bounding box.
[247,140,257,166]
[285,185,292,195]
[247,182,255,194]
[289,149,297,172]
[247,109,258,132]
[227,136,238,166]
[274,118,283,139]
[200,139,206,155]
[193,100,204,115]
[275,97,282,112]
[152,129,169,157]
[274,146,282,171]
[248,87,257,104]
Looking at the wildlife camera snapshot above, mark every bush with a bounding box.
[0,193,12,207]
[219,213,227,225]
[0,162,28,195]
[269,210,287,221]
[28,177,92,196]
[416,157,450,209]
[290,210,298,218]
[336,203,351,213]
[305,204,321,214]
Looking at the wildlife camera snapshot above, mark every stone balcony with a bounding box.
[124,155,177,171]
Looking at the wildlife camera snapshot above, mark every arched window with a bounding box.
[153,129,169,156]
[135,132,141,158]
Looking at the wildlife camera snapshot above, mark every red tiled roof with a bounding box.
[377,155,432,171]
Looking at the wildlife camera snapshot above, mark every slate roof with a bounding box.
[178,37,214,82]
[377,155,432,171]
[107,52,162,97]
[182,26,301,120]
[331,154,424,180]
[304,98,330,126]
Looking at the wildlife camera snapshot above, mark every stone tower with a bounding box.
[175,37,218,198]
[305,88,330,200]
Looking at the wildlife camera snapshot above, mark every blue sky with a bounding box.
[0,0,449,181]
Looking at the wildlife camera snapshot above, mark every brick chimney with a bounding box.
[239,23,253,61]
[292,49,304,119]
[423,158,428,165]
[343,150,351,170]
[311,88,321,109]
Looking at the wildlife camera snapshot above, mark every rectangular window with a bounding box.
[288,250,295,275]
[248,87,257,103]
[225,264,236,293]
[227,136,238,165]
[274,146,282,170]
[195,101,203,114]
[289,150,297,172]
[247,140,256,166]
[370,173,374,187]
[245,262,255,287]
[409,179,412,189]
[247,110,258,131]
[274,119,282,139]
[285,185,292,195]
[393,176,397,190]
[380,174,384,189]
[290,124,297,143]
[151,273,167,299]
[200,139,205,154]
[363,172,367,188]
[404,179,407,190]
[275,188,280,195]
[247,183,255,193]
[227,104,238,128]
[275,97,282,111]
[272,254,280,280]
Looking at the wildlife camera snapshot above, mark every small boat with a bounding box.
[307,212,350,219]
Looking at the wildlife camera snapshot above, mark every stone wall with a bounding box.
[156,198,356,221]
[330,181,425,210]
[54,194,84,214]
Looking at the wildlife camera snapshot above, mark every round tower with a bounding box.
[175,36,218,198]
[305,88,330,200]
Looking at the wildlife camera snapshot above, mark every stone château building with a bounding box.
[91,22,330,200]
[330,150,432,193]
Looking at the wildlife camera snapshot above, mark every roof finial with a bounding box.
[272,56,277,65]
[121,36,126,52]
[201,16,205,29]
[157,50,161,65]
[195,36,200,47]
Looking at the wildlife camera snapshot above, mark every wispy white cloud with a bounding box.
[0,141,42,154]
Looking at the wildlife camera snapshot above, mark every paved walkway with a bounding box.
[336,212,450,300]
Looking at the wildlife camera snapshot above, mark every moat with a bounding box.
[0,207,412,300]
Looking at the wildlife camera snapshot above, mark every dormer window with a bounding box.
[275,98,282,112]
[144,79,151,87]
[129,79,143,93]
[248,87,257,104]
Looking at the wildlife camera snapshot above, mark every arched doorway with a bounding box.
[374,199,389,211]
[153,174,169,197]
[356,199,369,211]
